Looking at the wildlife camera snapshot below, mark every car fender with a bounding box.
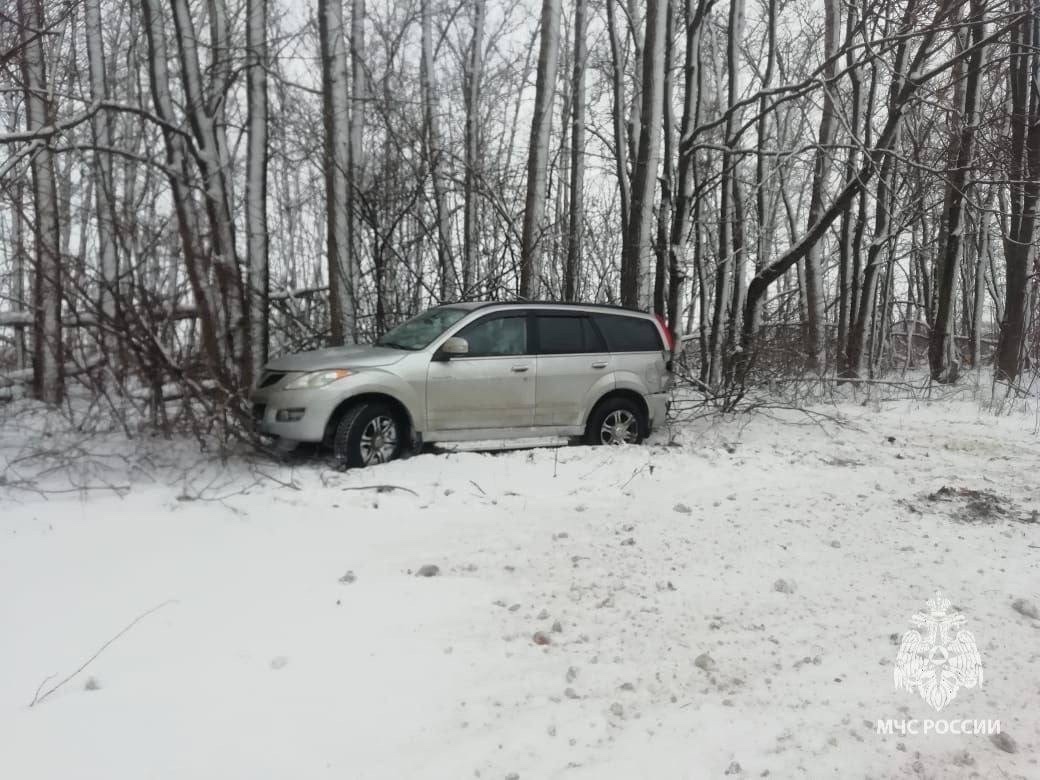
[581,371,649,426]
[326,370,426,432]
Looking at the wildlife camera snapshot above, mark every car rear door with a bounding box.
[593,313,670,394]
[425,312,535,431]
[533,312,612,426]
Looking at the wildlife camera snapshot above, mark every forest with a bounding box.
[1,0,1038,413]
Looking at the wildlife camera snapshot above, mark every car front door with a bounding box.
[425,312,535,431]
[533,313,612,426]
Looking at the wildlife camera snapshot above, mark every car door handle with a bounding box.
[511,365,529,373]
[591,361,608,369]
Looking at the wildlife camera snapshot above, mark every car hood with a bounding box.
[264,344,409,372]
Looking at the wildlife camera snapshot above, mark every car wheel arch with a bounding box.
[584,389,649,435]
[324,392,414,447]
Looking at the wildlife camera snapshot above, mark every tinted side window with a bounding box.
[535,315,608,354]
[457,315,527,356]
[536,315,584,354]
[593,314,662,352]
[582,318,607,352]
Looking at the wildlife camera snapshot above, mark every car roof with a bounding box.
[440,301,655,318]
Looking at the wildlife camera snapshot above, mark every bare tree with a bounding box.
[421,0,453,300]
[84,0,119,366]
[995,0,1040,381]
[801,0,840,371]
[462,0,485,297]
[929,0,985,381]
[246,0,270,374]
[17,0,64,402]
[520,0,562,299]
[621,0,667,309]
[564,0,587,302]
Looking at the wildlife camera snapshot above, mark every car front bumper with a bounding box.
[252,386,342,443]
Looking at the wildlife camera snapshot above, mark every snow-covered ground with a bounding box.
[1,394,1038,779]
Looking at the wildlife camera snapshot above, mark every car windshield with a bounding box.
[375,307,470,350]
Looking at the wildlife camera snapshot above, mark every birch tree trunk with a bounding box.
[18,0,64,402]
[246,0,270,374]
[621,0,667,309]
[519,0,562,299]
[319,0,354,344]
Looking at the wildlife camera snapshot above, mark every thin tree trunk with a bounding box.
[462,0,485,297]
[346,0,366,340]
[707,0,743,383]
[421,0,453,301]
[18,0,64,402]
[668,0,712,341]
[653,0,675,316]
[606,0,631,231]
[564,0,587,302]
[520,0,562,298]
[319,0,352,344]
[996,0,1040,381]
[141,0,222,377]
[929,0,985,381]
[246,0,270,375]
[170,0,252,387]
[801,0,840,372]
[622,0,666,309]
[84,0,120,367]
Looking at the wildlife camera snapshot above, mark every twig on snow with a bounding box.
[341,484,418,496]
[30,599,178,707]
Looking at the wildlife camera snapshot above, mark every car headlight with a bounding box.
[284,369,354,389]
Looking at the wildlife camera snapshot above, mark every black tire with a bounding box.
[583,397,647,446]
[332,402,404,467]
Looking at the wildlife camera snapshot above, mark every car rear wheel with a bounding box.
[333,402,404,467]
[584,398,646,446]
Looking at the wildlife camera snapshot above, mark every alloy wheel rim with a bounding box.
[359,415,399,464]
[600,410,638,445]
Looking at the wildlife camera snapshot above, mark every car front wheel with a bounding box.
[584,398,646,446]
[333,402,404,467]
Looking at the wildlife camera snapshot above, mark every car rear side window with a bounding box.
[593,314,662,352]
[457,315,528,356]
[535,315,606,354]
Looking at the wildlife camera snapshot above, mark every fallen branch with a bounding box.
[342,484,418,496]
[29,599,178,707]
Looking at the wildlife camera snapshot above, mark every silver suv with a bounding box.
[252,302,674,466]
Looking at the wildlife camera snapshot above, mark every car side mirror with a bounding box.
[435,336,469,361]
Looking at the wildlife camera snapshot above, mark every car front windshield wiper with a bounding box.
[377,339,418,350]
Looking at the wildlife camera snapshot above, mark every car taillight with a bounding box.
[654,313,675,353]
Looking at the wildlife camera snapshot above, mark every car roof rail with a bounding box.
[464,300,652,315]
